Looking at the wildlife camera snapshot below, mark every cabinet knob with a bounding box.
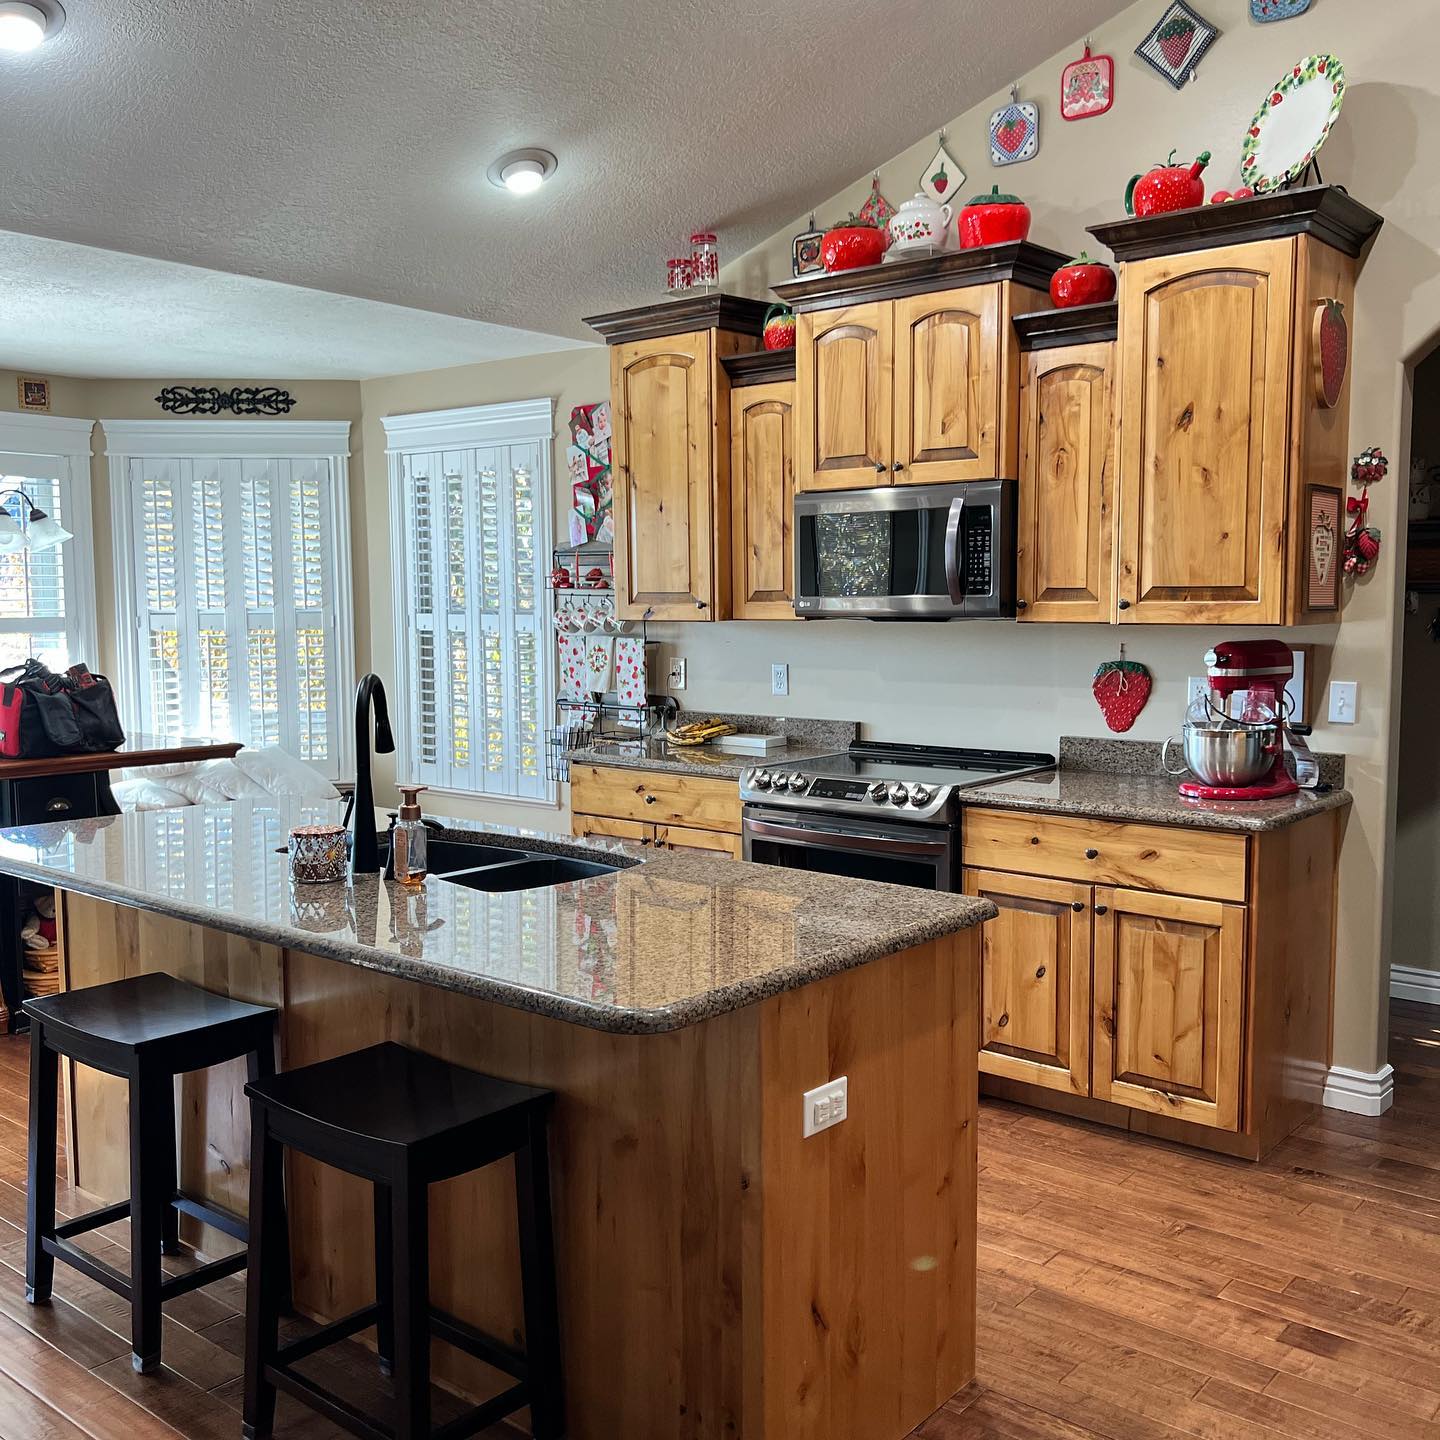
[1029,835,1040,845]
[1094,903,1109,915]
[695,599,707,610]
[1071,900,1085,913]
[874,462,887,473]
[644,794,657,805]
[1085,848,1099,860]
[892,461,905,472]
[1117,598,1131,611]
[1016,599,1028,611]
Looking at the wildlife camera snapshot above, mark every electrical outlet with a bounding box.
[1187,675,1209,710]
[771,662,789,697]
[667,657,687,691]
[802,1076,849,1138]
[1328,680,1358,724]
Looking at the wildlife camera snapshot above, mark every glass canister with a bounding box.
[689,232,719,290]
[666,257,694,294]
[288,824,347,884]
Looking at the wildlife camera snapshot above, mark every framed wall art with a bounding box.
[1306,483,1342,611]
[17,377,50,413]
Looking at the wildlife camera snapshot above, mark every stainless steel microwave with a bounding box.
[793,479,1016,619]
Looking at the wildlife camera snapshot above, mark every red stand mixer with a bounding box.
[1165,640,1312,802]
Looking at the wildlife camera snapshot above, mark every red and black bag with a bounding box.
[0,660,126,759]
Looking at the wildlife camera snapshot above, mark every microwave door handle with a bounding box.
[944,496,966,605]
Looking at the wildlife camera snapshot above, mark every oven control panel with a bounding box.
[741,768,953,820]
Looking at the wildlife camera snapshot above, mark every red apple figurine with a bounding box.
[1050,252,1117,308]
[1125,150,1211,217]
[958,185,1032,248]
[1210,185,1256,205]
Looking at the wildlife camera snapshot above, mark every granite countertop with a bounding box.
[0,800,992,1035]
[568,736,845,781]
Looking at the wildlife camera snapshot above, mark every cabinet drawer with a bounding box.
[6,773,101,826]
[572,813,651,846]
[961,808,1247,903]
[655,824,743,858]
[570,765,742,834]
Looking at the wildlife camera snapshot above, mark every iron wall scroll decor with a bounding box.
[154,385,297,416]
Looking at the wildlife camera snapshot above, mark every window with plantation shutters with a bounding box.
[383,401,554,803]
[105,421,354,778]
[0,417,99,676]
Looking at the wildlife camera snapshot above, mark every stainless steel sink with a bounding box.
[437,856,622,893]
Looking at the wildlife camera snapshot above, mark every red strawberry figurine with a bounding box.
[1050,252,1117,308]
[763,304,796,351]
[1092,659,1153,733]
[1313,298,1348,408]
[1125,150,1211,217]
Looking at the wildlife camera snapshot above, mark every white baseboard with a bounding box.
[1322,1063,1395,1116]
[1391,964,1440,1005]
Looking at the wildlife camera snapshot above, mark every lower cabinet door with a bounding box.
[964,867,1092,1096]
[654,824,743,859]
[1092,886,1246,1131]
[572,813,652,846]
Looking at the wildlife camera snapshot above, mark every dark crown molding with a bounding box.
[721,350,796,386]
[1013,302,1118,351]
[583,293,771,345]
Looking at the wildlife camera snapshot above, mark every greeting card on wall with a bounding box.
[1136,1,1220,90]
[1060,43,1115,120]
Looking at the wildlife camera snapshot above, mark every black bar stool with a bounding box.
[242,1041,564,1440]
[24,971,280,1374]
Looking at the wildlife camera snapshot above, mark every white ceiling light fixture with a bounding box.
[486,148,557,196]
[0,0,64,53]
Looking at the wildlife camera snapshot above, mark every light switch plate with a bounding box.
[1328,680,1358,724]
[771,663,789,697]
[802,1076,848,1137]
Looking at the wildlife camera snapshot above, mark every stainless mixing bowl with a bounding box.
[1162,723,1277,787]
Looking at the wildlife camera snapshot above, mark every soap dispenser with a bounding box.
[391,785,429,887]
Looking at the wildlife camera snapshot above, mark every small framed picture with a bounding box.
[1305,484,1342,612]
[17,377,50,413]
[791,218,824,278]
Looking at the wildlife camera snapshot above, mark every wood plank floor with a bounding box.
[0,1004,1437,1438]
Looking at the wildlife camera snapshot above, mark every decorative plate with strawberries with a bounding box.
[1240,54,1346,193]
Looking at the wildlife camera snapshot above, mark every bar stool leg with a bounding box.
[157,1075,181,1256]
[242,1106,284,1440]
[128,1063,168,1373]
[24,1023,57,1306]
[246,1033,292,1312]
[515,1109,565,1440]
[389,1171,431,1440]
[373,1181,394,1376]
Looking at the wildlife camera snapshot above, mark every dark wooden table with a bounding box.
[0,734,241,1028]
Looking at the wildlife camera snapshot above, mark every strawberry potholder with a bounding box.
[1092,659,1153,733]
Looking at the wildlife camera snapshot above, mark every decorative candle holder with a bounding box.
[288,824,347,884]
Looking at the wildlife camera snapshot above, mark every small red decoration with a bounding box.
[1050,252,1117,308]
[1125,150,1211,216]
[1343,447,1387,578]
[1092,657,1153,733]
[763,304,796,351]
[1060,42,1115,121]
[957,185,1032,248]
[1313,298,1348,408]
[821,219,885,273]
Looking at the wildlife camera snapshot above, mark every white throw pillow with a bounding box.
[191,758,269,800]
[231,745,339,801]
[111,778,192,812]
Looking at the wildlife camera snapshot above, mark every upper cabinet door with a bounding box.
[795,303,893,491]
[610,332,718,620]
[1092,886,1245,1132]
[730,381,798,621]
[1018,341,1115,622]
[893,285,1001,485]
[1116,239,1294,624]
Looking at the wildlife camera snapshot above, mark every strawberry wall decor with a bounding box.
[1251,0,1310,19]
[1060,41,1115,120]
[1312,298,1348,408]
[989,85,1039,166]
[920,133,965,205]
[856,175,897,242]
[1135,1,1220,90]
[1344,447,1387,579]
[1092,651,1153,733]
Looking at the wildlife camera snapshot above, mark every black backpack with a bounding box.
[0,660,127,759]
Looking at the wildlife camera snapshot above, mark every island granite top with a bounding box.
[0,800,992,1035]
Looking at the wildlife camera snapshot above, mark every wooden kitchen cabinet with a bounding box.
[584,294,769,621]
[653,823,743,859]
[965,867,1091,1097]
[1014,312,1116,623]
[775,246,1066,495]
[730,377,798,620]
[1092,886,1246,1132]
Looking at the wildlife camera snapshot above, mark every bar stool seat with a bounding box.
[25,971,280,1374]
[243,1041,564,1440]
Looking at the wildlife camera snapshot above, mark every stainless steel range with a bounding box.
[740,742,1055,891]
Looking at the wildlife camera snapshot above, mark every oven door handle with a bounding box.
[943,496,966,605]
[744,817,951,857]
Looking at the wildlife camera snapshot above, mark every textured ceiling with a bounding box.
[0,0,1131,355]
[0,231,587,378]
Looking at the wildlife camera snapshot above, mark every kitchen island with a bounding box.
[0,801,992,1440]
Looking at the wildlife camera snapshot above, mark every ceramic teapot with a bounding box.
[887,192,952,254]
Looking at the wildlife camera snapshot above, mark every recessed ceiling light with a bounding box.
[487,148,557,196]
[0,0,63,52]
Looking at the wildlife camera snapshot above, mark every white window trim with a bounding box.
[103,418,355,770]
[382,398,556,804]
[0,412,99,670]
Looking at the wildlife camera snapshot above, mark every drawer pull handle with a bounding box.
[644,795,657,805]
[874,462,887,473]
[1035,966,1047,980]
[1071,900,1085,913]
[1094,904,1109,915]
[997,1012,1009,1028]
[1117,598,1131,611]
[1029,835,1040,845]
[46,799,72,813]
[1084,848,1099,860]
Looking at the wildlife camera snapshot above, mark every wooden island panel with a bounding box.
[55,890,979,1440]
